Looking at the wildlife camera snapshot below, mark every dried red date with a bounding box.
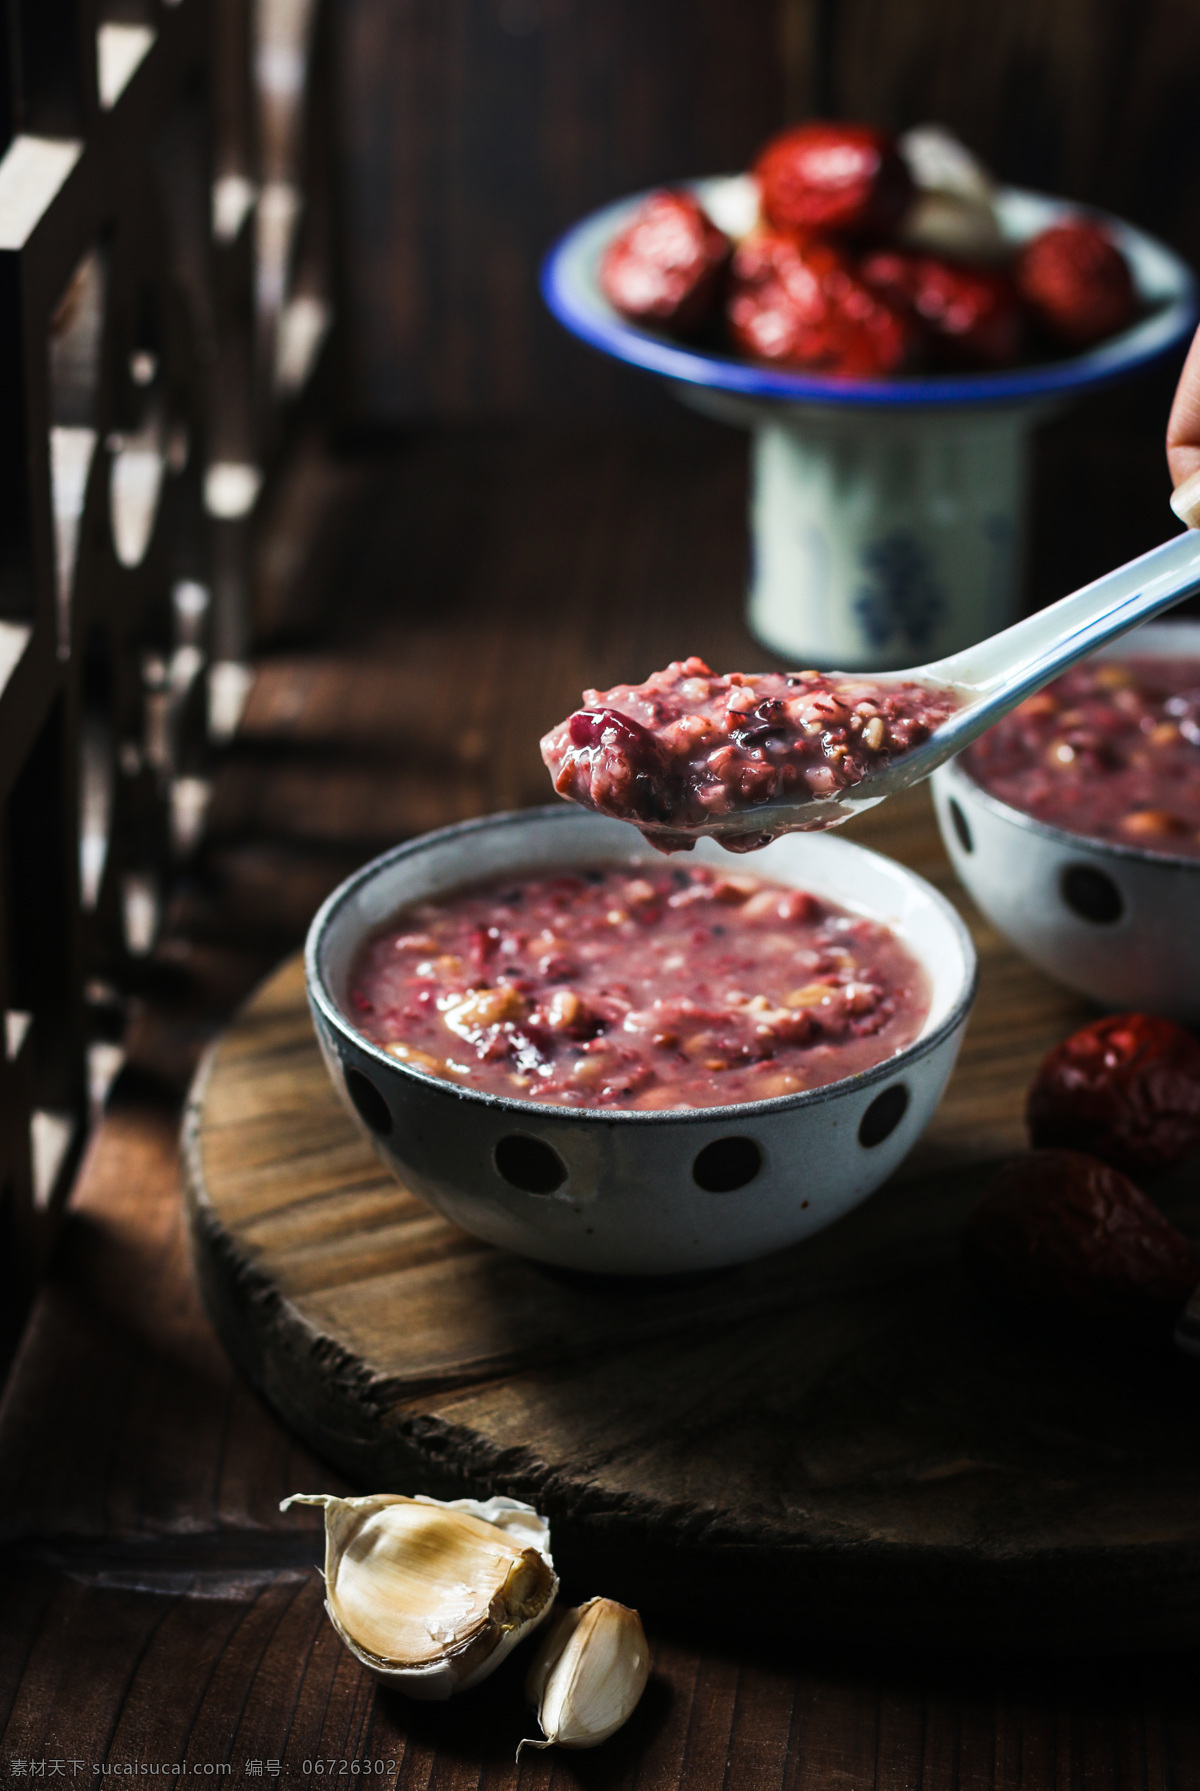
[964,1149,1199,1323]
[1026,1013,1200,1174]
[727,231,916,376]
[1015,219,1136,349]
[859,250,1023,370]
[599,190,731,337]
[754,122,913,239]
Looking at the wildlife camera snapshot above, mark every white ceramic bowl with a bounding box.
[306,806,977,1276]
[932,620,1200,1020]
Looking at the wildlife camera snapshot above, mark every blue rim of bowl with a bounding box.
[541,180,1198,410]
[305,804,980,1127]
[939,755,1200,873]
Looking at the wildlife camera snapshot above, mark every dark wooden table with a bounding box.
[3,402,1200,1788]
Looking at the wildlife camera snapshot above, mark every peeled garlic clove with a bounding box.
[895,125,1005,261]
[898,124,995,205]
[281,1491,557,1700]
[703,172,762,243]
[521,1597,650,1752]
[898,190,1007,261]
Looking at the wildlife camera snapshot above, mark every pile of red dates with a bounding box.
[600,122,1137,378]
[965,1014,1200,1331]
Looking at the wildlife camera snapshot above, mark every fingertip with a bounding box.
[1170,466,1200,529]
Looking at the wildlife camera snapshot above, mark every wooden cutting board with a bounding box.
[182,790,1200,1655]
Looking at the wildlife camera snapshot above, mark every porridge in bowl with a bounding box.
[347,859,930,1111]
[963,655,1200,856]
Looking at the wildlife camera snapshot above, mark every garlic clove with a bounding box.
[898,190,1007,262]
[896,125,1006,263]
[281,1492,557,1700]
[898,124,996,205]
[521,1597,650,1753]
[703,172,762,244]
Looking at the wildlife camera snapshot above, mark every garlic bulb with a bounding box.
[521,1597,650,1753]
[281,1492,557,1699]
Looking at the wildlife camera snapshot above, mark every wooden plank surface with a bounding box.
[3,1089,1200,1787]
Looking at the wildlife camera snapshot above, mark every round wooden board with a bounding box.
[183,872,1200,1655]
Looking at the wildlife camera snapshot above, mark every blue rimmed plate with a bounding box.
[541,177,1198,410]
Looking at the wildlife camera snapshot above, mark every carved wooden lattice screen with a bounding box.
[0,0,333,1311]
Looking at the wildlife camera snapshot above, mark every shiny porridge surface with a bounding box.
[540,657,962,852]
[348,861,931,1110]
[964,656,1200,857]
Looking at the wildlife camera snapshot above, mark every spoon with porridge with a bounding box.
[542,530,1200,852]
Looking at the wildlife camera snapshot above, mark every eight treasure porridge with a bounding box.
[964,656,1200,857]
[541,658,961,851]
[347,861,930,1111]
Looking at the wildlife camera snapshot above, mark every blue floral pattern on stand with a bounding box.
[854,532,947,654]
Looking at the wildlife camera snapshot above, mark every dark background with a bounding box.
[332,0,1200,422]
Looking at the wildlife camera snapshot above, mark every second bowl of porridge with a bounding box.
[933,620,1200,1019]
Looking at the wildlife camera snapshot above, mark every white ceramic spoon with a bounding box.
[695,528,1200,843]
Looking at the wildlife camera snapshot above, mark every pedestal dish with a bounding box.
[543,182,1196,667]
